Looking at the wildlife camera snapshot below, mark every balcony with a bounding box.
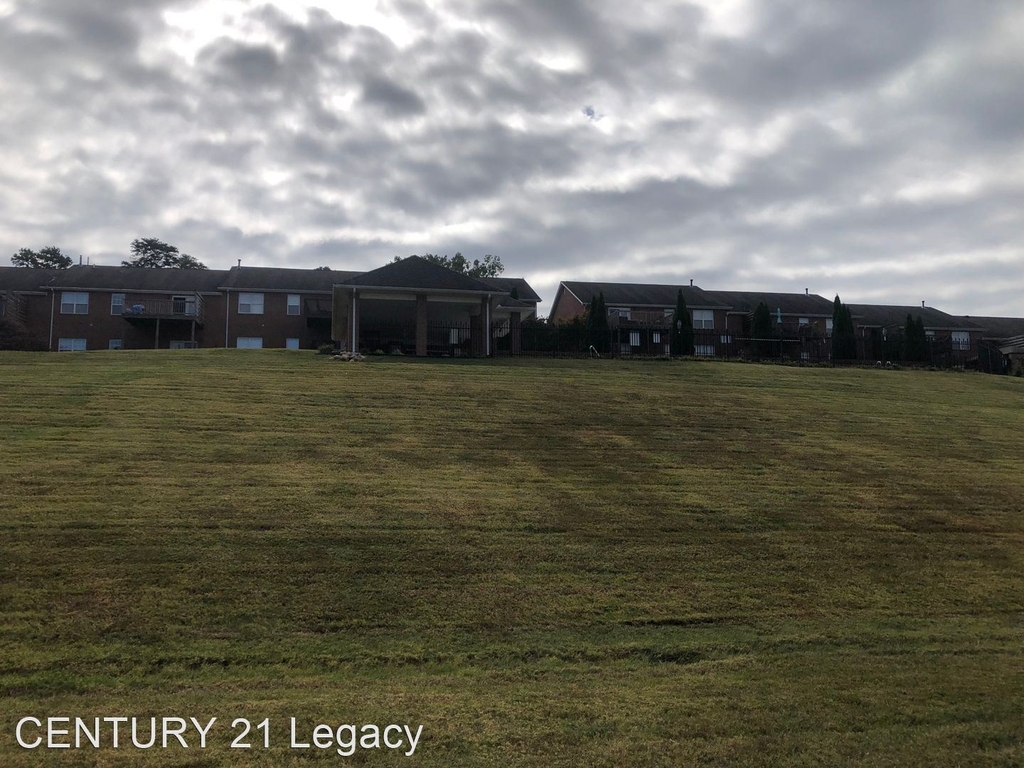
[121,295,204,325]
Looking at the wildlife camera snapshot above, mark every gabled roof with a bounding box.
[952,316,1024,340]
[846,304,984,331]
[999,335,1024,354]
[495,296,533,309]
[703,290,834,316]
[339,256,504,294]
[23,265,228,292]
[0,267,64,292]
[221,266,360,293]
[560,281,727,309]
[481,276,541,303]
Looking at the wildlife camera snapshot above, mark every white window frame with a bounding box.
[170,340,198,350]
[111,293,125,315]
[58,338,86,352]
[652,332,661,344]
[108,339,122,350]
[287,294,301,316]
[629,331,640,347]
[951,331,969,350]
[720,334,733,344]
[236,337,263,349]
[238,293,264,315]
[60,292,88,315]
[694,344,715,357]
[826,318,834,336]
[608,307,631,320]
[286,337,300,350]
[692,309,714,329]
[799,317,810,326]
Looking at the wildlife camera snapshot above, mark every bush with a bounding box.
[0,319,45,351]
[317,343,336,355]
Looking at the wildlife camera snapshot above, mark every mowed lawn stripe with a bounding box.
[0,351,1022,766]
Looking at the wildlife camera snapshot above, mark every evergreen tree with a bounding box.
[670,289,693,356]
[831,295,857,361]
[593,293,609,353]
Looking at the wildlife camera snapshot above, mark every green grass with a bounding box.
[1,350,1023,766]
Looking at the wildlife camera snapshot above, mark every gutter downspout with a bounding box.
[224,290,230,348]
[485,297,491,357]
[48,290,55,351]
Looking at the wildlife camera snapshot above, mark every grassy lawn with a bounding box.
[1,350,1022,766]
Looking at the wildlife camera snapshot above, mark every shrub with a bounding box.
[317,343,336,355]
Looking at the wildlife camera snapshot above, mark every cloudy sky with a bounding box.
[2,0,1022,316]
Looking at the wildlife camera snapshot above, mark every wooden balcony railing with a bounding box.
[121,294,204,323]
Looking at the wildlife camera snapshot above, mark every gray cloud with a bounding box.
[1,0,1022,315]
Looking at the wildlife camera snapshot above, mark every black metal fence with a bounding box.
[359,322,476,357]
[491,323,983,368]
[352,320,990,369]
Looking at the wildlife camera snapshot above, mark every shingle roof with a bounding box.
[481,276,541,303]
[340,256,504,293]
[952,316,1024,340]
[560,281,727,309]
[221,266,360,292]
[703,290,834,316]
[496,296,533,309]
[0,267,64,292]
[847,304,983,331]
[999,335,1024,354]
[19,265,228,292]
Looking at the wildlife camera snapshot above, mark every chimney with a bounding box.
[805,288,809,295]
[237,259,241,267]
[79,255,83,265]
[689,278,693,287]
[922,300,925,308]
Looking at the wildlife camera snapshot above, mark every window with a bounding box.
[663,308,674,318]
[60,292,88,315]
[111,293,125,315]
[925,330,935,338]
[799,317,809,326]
[652,332,661,344]
[720,335,733,344]
[286,338,300,350]
[629,331,640,347]
[287,294,301,316]
[108,339,122,350]
[951,331,970,350]
[238,293,264,315]
[170,340,198,350]
[694,344,715,357]
[236,337,263,349]
[58,338,86,351]
[692,310,714,329]
[826,318,834,336]
[608,307,631,320]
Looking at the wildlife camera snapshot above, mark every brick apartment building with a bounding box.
[0,260,540,355]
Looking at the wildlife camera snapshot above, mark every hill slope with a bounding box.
[2,352,1023,765]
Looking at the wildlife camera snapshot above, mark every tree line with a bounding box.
[11,239,208,269]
